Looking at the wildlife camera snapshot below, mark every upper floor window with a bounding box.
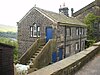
[81,28,84,35]
[30,23,40,37]
[76,28,79,35]
[66,27,71,36]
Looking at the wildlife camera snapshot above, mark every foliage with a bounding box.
[84,13,97,40]
[84,13,100,40]
[0,32,17,39]
[85,40,95,48]
[84,13,100,47]
[0,37,18,61]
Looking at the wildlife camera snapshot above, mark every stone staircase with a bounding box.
[26,42,46,72]
[19,39,46,71]
[19,38,57,73]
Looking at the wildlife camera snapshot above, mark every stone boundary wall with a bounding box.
[29,42,100,75]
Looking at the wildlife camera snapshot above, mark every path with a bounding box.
[75,52,100,75]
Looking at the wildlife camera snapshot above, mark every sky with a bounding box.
[0,0,94,27]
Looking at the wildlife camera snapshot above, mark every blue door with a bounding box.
[58,48,63,60]
[52,52,57,63]
[46,27,53,42]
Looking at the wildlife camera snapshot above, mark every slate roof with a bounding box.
[73,1,95,17]
[19,7,86,26]
[35,7,86,26]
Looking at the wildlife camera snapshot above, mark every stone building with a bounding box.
[73,0,100,41]
[17,7,87,71]
[73,0,100,21]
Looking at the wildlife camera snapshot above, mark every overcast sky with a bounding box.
[0,0,94,27]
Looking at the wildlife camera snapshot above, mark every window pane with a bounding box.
[37,26,40,31]
[75,43,79,50]
[33,24,37,37]
[66,27,71,36]
[76,28,79,35]
[66,45,71,56]
[30,26,33,31]
[30,26,33,37]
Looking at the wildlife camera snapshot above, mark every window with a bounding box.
[30,26,33,37]
[66,27,71,36]
[76,28,79,35]
[75,42,79,51]
[81,28,84,35]
[30,23,40,37]
[33,24,37,37]
[81,41,85,50]
[66,45,71,57]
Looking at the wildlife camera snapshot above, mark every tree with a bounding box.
[84,13,100,40]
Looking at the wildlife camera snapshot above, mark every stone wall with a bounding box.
[18,7,87,59]
[56,25,87,58]
[73,0,100,22]
[29,41,100,75]
[17,8,54,56]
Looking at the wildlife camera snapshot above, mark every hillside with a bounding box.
[0,24,17,32]
[0,24,17,39]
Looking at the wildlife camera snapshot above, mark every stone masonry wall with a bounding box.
[18,9,54,56]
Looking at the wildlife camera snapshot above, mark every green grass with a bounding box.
[0,24,17,32]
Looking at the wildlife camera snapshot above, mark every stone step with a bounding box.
[30,58,35,61]
[41,43,45,46]
[28,68,38,73]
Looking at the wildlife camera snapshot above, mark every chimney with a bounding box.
[59,7,69,17]
[71,8,74,16]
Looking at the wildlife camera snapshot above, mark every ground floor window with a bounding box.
[65,45,71,57]
[81,41,85,50]
[75,42,79,53]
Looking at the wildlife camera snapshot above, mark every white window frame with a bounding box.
[75,42,79,51]
[37,26,40,37]
[81,28,84,35]
[33,24,37,37]
[30,23,40,37]
[76,28,79,35]
[30,26,33,37]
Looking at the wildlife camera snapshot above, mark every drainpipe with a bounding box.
[79,28,81,52]
[64,26,67,58]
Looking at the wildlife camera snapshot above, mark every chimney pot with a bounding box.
[71,8,74,16]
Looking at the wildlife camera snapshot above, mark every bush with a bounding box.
[0,37,18,61]
[85,40,95,48]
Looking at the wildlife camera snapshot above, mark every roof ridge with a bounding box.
[73,1,95,16]
[18,6,86,26]
[34,7,57,23]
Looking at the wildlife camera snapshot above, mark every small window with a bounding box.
[33,24,37,37]
[37,26,40,37]
[75,42,79,51]
[30,23,40,37]
[30,26,33,37]
[66,27,71,36]
[76,28,79,35]
[66,45,71,57]
[82,41,85,50]
[81,28,84,35]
